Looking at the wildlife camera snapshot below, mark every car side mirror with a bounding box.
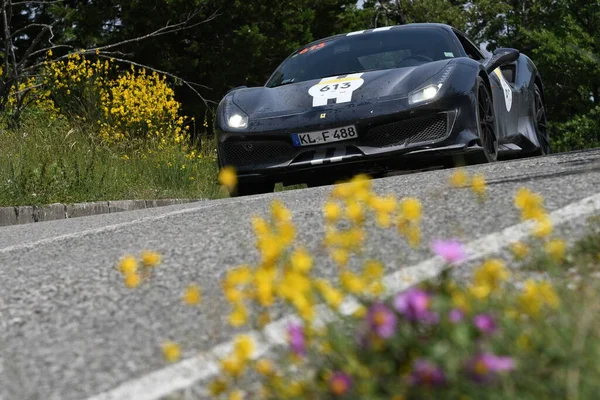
[484,48,520,73]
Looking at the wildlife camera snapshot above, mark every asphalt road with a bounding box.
[2,149,600,400]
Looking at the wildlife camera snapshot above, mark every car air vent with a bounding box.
[221,141,295,168]
[362,114,448,148]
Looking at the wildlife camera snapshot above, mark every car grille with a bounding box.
[362,114,448,148]
[221,141,296,168]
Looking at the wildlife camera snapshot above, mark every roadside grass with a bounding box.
[0,109,221,206]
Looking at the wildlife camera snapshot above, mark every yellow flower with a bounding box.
[353,305,367,318]
[451,289,471,312]
[369,195,397,214]
[124,273,141,289]
[468,283,491,300]
[449,168,469,187]
[161,341,181,363]
[532,215,553,238]
[290,248,313,273]
[471,174,487,197]
[331,248,350,266]
[254,268,275,307]
[183,284,201,305]
[234,335,255,361]
[340,270,367,294]
[405,225,421,248]
[252,216,270,237]
[255,359,274,376]
[47,49,53,57]
[218,166,237,191]
[221,356,245,377]
[224,287,244,303]
[323,201,342,222]
[511,242,529,261]
[315,279,345,309]
[118,255,138,275]
[208,378,228,396]
[229,390,243,400]
[473,259,510,294]
[376,211,392,228]
[518,279,560,316]
[363,259,384,279]
[225,265,253,287]
[229,304,248,327]
[400,198,422,221]
[141,250,161,267]
[278,221,296,245]
[271,200,292,224]
[346,200,364,224]
[545,239,566,262]
[514,188,543,211]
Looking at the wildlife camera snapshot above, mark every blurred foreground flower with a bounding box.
[287,322,306,356]
[393,288,437,323]
[366,302,397,338]
[330,372,352,395]
[449,168,469,187]
[409,359,446,387]
[219,166,238,192]
[162,341,181,363]
[432,239,467,264]
[467,353,514,383]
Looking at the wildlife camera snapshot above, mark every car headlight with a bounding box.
[228,113,248,129]
[408,84,442,105]
[223,101,249,129]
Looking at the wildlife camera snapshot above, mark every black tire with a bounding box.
[467,76,498,164]
[231,180,274,197]
[532,84,550,155]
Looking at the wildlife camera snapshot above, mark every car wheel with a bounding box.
[231,180,275,197]
[532,84,550,155]
[468,76,498,164]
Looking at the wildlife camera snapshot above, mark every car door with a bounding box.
[453,30,518,142]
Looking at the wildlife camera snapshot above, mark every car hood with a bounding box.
[231,60,451,119]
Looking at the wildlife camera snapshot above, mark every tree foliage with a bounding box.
[1,0,599,150]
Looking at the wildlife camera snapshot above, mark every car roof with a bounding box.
[298,23,456,50]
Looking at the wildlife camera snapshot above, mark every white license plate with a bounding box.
[292,125,357,147]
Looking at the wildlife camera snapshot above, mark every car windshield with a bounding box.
[266,27,461,88]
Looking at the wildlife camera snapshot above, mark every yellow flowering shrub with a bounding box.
[9,52,189,147]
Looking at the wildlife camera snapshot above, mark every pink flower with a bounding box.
[474,314,497,335]
[366,302,397,338]
[448,308,464,323]
[393,288,438,323]
[287,322,306,356]
[330,372,352,395]
[466,352,515,383]
[431,239,467,265]
[408,359,446,387]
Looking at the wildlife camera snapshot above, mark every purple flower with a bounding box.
[393,288,438,323]
[448,308,464,323]
[474,314,497,335]
[408,359,446,387]
[366,302,397,338]
[287,322,306,356]
[431,239,467,265]
[330,372,352,395]
[466,352,515,383]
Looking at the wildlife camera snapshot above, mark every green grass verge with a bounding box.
[0,109,222,206]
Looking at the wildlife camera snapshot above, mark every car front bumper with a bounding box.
[216,90,481,185]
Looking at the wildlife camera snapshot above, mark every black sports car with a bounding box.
[215,23,550,196]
